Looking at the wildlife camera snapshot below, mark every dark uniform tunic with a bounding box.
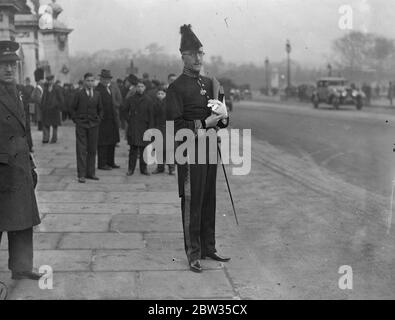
[0,82,41,272]
[166,72,228,263]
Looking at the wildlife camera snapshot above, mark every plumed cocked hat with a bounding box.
[179,24,203,53]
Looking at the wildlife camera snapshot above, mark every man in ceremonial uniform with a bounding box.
[70,73,103,183]
[166,25,230,273]
[0,41,42,281]
[96,70,121,170]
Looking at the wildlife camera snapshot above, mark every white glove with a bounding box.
[208,99,228,120]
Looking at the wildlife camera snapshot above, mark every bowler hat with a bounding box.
[0,41,20,63]
[46,75,55,81]
[126,74,138,86]
[99,69,113,79]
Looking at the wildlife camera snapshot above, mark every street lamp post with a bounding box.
[327,63,332,77]
[286,40,292,97]
[265,57,270,95]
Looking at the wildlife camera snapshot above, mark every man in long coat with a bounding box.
[125,79,154,176]
[41,75,64,144]
[0,40,42,281]
[96,70,120,170]
[166,25,230,273]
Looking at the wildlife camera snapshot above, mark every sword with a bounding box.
[218,145,239,225]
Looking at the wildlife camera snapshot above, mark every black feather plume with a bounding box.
[180,24,192,35]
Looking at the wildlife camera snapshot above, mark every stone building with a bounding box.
[0,0,72,84]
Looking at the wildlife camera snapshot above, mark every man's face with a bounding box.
[182,48,204,73]
[136,83,146,94]
[156,90,166,101]
[0,61,17,83]
[100,77,111,86]
[168,76,177,84]
[85,76,95,89]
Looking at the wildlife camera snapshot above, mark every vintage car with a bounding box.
[311,77,365,110]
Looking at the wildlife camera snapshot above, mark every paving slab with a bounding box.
[38,203,138,214]
[36,183,68,191]
[65,183,147,192]
[0,250,91,272]
[139,204,179,215]
[110,215,183,233]
[144,233,185,250]
[58,233,145,250]
[37,191,106,203]
[106,192,179,204]
[37,214,112,232]
[60,176,127,184]
[138,270,236,299]
[0,233,62,251]
[8,272,138,300]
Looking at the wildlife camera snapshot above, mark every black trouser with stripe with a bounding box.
[180,160,218,263]
[0,228,33,272]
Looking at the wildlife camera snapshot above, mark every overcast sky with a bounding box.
[39,0,395,67]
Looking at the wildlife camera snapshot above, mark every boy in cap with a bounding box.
[166,25,230,273]
[0,41,43,280]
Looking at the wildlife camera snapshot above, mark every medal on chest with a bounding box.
[197,78,207,96]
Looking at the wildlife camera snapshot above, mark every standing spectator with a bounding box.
[120,74,139,137]
[125,79,154,176]
[96,69,120,170]
[152,87,175,175]
[142,72,153,91]
[111,79,123,132]
[20,78,34,152]
[167,73,177,89]
[70,73,103,183]
[388,82,393,106]
[30,68,45,130]
[41,75,64,144]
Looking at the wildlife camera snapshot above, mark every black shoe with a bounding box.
[98,166,112,171]
[189,260,203,273]
[12,271,43,281]
[202,253,231,262]
[110,164,120,169]
[141,171,150,176]
[78,177,86,183]
[126,171,134,176]
[86,176,99,181]
[152,168,165,174]
[42,141,49,144]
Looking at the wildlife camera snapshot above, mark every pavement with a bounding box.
[1,115,394,300]
[0,123,272,300]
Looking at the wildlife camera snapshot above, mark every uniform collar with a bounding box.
[183,67,200,79]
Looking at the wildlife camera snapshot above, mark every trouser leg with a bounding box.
[51,126,58,143]
[128,145,138,173]
[7,228,33,273]
[139,146,147,173]
[201,163,218,256]
[107,144,116,166]
[97,146,107,168]
[42,126,50,142]
[180,163,206,263]
[86,126,99,177]
[76,125,88,178]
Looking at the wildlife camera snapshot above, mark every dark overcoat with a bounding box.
[126,93,154,146]
[41,84,64,126]
[96,83,120,146]
[0,83,41,231]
